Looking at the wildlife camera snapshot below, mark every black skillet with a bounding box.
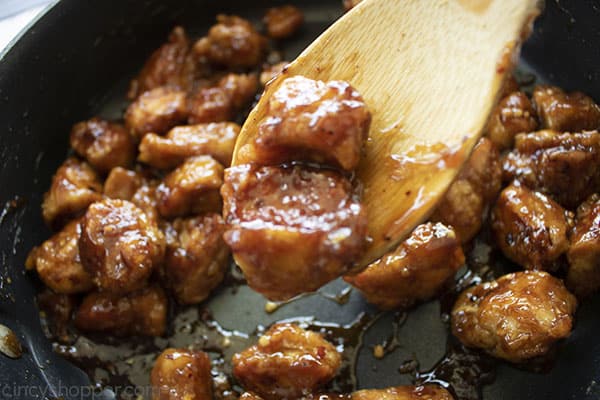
[0,1,599,399]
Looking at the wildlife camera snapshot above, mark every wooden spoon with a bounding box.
[232,0,540,267]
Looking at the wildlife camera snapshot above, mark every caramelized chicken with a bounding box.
[232,323,341,399]
[156,156,223,218]
[103,167,144,200]
[263,6,304,39]
[502,130,600,209]
[138,122,240,169]
[486,91,538,150]
[79,199,165,294]
[163,214,229,304]
[532,85,600,132]
[345,223,464,310]
[222,164,367,301]
[352,386,454,400]
[260,62,288,86]
[75,285,168,336]
[452,271,577,362]
[70,117,135,173]
[132,182,161,223]
[27,219,93,294]
[125,86,188,139]
[491,183,572,271]
[239,76,371,171]
[567,194,600,297]
[193,15,266,68]
[42,157,103,229]
[151,348,213,400]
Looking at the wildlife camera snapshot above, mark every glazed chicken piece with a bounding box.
[263,6,304,39]
[233,323,341,399]
[352,386,454,400]
[239,76,371,171]
[103,167,144,200]
[132,182,161,222]
[128,26,194,99]
[156,156,224,218]
[259,62,288,86]
[70,117,135,173]
[187,73,258,124]
[75,285,168,336]
[42,157,103,229]
[222,164,367,301]
[491,183,572,271]
[138,122,240,169]
[502,129,600,208]
[193,15,266,68]
[452,271,577,362]
[567,194,600,297]
[431,137,502,243]
[343,0,363,11]
[125,86,188,139]
[345,223,464,310]
[26,219,93,294]
[163,214,229,304]
[151,348,213,400]
[79,199,165,294]
[532,85,600,132]
[486,91,538,150]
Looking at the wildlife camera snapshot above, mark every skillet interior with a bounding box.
[0,0,599,399]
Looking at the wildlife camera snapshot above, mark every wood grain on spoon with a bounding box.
[233,0,541,267]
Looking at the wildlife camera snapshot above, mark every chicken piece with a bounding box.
[452,271,577,362]
[263,6,304,39]
[567,194,600,297]
[151,348,213,400]
[343,0,363,11]
[125,86,188,139]
[222,164,367,301]
[239,76,371,171]
[193,15,266,68]
[532,85,600,132]
[345,223,464,310]
[103,167,144,200]
[260,62,288,86]
[163,214,229,304]
[431,137,502,242]
[42,157,103,229]
[79,199,165,294]
[486,91,538,150]
[70,117,135,173]
[352,386,454,400]
[128,27,194,99]
[500,75,520,98]
[233,323,341,399]
[156,156,223,218]
[138,122,240,169]
[491,183,572,270]
[132,182,161,222]
[187,73,258,124]
[74,285,167,336]
[27,219,93,294]
[502,129,600,208]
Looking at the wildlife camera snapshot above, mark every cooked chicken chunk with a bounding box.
[533,85,600,132]
[138,122,240,169]
[156,156,223,218]
[431,137,502,242]
[132,182,161,222]
[263,6,304,39]
[75,286,168,336]
[70,117,135,173]
[193,15,266,68]
[125,86,188,139]
[79,199,165,294]
[233,323,341,399]
[486,91,538,150]
[352,386,454,400]
[345,223,464,310]
[452,271,577,362]
[27,219,93,294]
[260,62,288,86]
[239,393,264,400]
[103,167,144,200]
[343,0,363,11]
[567,194,600,296]
[151,348,213,400]
[42,157,103,229]
[502,130,600,208]
[491,183,572,270]
[222,164,367,301]
[163,214,229,304]
[240,76,371,171]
